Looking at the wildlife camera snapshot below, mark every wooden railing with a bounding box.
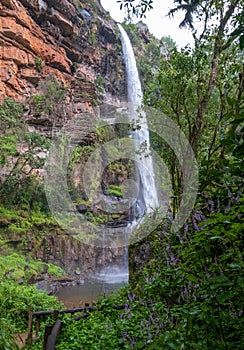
[26,304,93,350]
[26,304,126,350]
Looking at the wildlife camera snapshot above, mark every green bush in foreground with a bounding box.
[0,317,19,350]
[0,281,62,333]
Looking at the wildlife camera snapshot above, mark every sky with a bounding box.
[100,0,195,48]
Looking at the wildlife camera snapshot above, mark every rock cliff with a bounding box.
[0,0,158,284]
[0,0,126,111]
[0,0,128,281]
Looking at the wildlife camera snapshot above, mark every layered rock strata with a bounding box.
[0,0,126,113]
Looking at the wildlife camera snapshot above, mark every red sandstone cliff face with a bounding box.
[0,0,128,279]
[0,0,125,111]
[0,0,157,283]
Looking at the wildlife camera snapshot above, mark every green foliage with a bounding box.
[144,197,243,349]
[94,76,105,99]
[25,6,242,346]
[0,205,59,255]
[26,196,243,348]
[1,174,49,210]
[160,35,176,51]
[137,39,162,93]
[0,97,24,130]
[0,252,64,336]
[0,3,242,350]
[32,94,50,114]
[24,116,243,349]
[0,281,62,332]
[70,145,96,164]
[231,11,244,50]
[144,16,242,209]
[222,96,244,172]
[121,22,141,47]
[199,95,244,195]
[0,253,64,284]
[118,0,153,20]
[0,76,67,210]
[44,194,242,350]
[35,56,43,73]
[0,98,51,209]
[0,134,17,165]
[0,253,44,283]
[108,185,123,197]
[47,263,64,277]
[88,30,97,45]
[0,317,19,350]
[38,75,66,106]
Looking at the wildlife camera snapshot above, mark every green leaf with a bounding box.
[237,277,244,288]
[216,292,230,303]
[186,274,198,283]
[229,263,241,269]
[134,340,146,349]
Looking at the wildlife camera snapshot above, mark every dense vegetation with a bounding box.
[0,251,63,349]
[0,0,243,349]
[0,82,66,348]
[27,193,243,349]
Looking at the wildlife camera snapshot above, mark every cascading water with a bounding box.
[56,25,161,306]
[96,24,159,285]
[117,23,159,216]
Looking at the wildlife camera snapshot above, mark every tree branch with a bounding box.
[190,0,240,152]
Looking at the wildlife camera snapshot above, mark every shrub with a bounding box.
[35,57,43,73]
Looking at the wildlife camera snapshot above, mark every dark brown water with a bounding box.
[56,280,127,308]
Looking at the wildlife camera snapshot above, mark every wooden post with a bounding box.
[54,310,59,320]
[36,316,41,337]
[43,325,52,350]
[46,320,62,350]
[26,309,33,345]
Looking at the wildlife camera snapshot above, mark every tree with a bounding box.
[169,0,203,29]
[0,99,50,208]
[117,0,154,19]
[37,74,67,135]
[111,3,244,348]
[120,0,243,213]
[120,1,243,151]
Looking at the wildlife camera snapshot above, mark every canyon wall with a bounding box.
[0,0,128,279]
[0,0,156,282]
[0,0,126,114]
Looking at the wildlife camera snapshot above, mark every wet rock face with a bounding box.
[0,0,126,109]
[35,231,127,281]
[129,235,153,284]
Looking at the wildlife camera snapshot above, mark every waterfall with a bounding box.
[117,23,159,216]
[96,25,159,285]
